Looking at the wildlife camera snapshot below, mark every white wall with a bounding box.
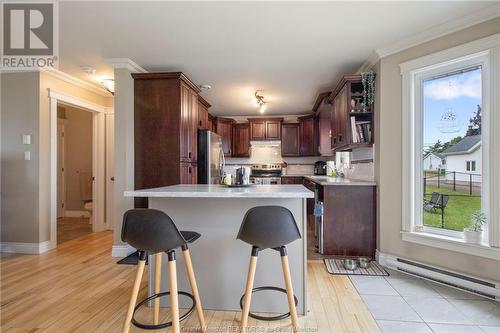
[445,147,482,182]
[423,154,444,171]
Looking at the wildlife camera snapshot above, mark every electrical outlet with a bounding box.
[22,134,31,145]
[24,151,31,161]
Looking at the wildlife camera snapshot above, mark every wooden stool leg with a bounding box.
[182,247,206,332]
[280,246,298,332]
[122,257,146,333]
[240,246,258,332]
[168,251,180,333]
[153,253,162,325]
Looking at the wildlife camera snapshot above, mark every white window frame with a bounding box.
[400,34,500,260]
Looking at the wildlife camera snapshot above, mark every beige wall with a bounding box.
[377,17,500,281]
[113,68,135,246]
[0,71,113,244]
[1,72,40,243]
[59,105,93,210]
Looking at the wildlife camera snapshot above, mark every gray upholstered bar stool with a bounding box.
[121,209,206,333]
[237,206,301,332]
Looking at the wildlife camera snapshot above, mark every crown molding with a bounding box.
[356,51,380,74]
[376,4,500,59]
[105,58,147,73]
[42,68,111,97]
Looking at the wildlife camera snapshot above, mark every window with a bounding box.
[400,34,500,258]
[466,161,477,172]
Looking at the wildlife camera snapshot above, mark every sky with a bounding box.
[423,67,482,149]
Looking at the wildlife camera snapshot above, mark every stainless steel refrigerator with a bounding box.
[198,129,224,184]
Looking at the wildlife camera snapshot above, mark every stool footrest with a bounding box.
[239,286,298,321]
[132,291,195,330]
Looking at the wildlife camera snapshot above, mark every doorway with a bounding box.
[56,104,94,244]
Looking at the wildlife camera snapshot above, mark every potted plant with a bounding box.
[464,210,486,244]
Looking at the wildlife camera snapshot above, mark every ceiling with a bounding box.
[58,1,497,116]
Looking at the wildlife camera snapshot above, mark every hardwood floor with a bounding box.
[57,217,92,244]
[0,231,379,333]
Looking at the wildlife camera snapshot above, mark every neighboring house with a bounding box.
[423,152,446,171]
[442,135,482,182]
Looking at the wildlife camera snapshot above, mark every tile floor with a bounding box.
[349,269,500,333]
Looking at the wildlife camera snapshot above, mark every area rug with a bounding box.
[324,258,389,276]
[116,251,149,265]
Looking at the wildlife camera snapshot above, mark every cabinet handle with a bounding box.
[333,137,337,144]
[339,135,342,142]
[188,152,192,159]
[188,166,192,174]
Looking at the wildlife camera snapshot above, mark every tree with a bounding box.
[425,136,463,155]
[466,105,481,136]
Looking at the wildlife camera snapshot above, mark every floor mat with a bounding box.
[324,258,389,276]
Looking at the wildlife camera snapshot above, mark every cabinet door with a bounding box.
[266,121,281,140]
[250,121,266,140]
[198,101,209,129]
[281,123,300,156]
[337,85,348,146]
[216,118,233,156]
[299,116,315,156]
[281,176,302,184]
[180,162,197,184]
[232,123,250,157]
[189,90,198,162]
[180,83,191,161]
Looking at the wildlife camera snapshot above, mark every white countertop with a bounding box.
[304,175,376,186]
[125,184,314,198]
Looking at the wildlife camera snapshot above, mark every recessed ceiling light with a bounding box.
[81,66,96,75]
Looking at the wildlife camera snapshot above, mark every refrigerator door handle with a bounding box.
[219,148,225,181]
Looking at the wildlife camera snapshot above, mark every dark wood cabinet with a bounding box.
[180,162,197,184]
[197,96,210,129]
[322,185,376,257]
[133,72,203,207]
[329,74,374,151]
[249,118,283,140]
[299,114,318,156]
[215,117,234,156]
[208,114,216,132]
[281,176,303,184]
[232,123,250,157]
[281,123,300,156]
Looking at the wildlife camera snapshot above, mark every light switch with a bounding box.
[22,135,31,145]
[24,151,31,160]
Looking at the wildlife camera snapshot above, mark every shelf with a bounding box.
[349,112,373,116]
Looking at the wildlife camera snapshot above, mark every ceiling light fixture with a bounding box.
[254,90,267,113]
[101,79,115,95]
[199,84,212,91]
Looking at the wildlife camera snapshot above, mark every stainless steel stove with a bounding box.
[250,164,282,184]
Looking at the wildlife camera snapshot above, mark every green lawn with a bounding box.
[423,185,481,231]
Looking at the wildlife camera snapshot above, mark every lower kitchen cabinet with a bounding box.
[322,185,376,257]
[281,176,303,184]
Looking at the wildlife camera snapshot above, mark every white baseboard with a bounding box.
[65,210,91,218]
[112,244,136,257]
[0,240,53,254]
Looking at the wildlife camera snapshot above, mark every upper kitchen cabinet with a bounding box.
[215,117,235,156]
[298,114,318,156]
[197,96,211,129]
[249,118,283,140]
[208,113,216,132]
[281,123,300,156]
[328,74,374,151]
[232,123,250,157]
[133,72,201,207]
[313,92,334,157]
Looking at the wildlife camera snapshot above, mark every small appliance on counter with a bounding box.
[235,167,251,185]
[314,161,327,175]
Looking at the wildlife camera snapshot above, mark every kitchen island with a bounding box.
[124,184,314,315]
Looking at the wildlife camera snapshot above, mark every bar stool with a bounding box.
[237,206,301,332]
[121,209,206,333]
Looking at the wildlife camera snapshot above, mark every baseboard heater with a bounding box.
[381,254,499,301]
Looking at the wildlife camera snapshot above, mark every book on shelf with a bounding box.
[350,117,372,143]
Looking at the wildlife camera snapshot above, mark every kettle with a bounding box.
[236,167,250,185]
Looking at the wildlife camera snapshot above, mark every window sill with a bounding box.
[401,231,500,261]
